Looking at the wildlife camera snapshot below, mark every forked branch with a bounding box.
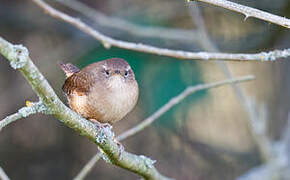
[0,101,48,132]
[74,75,255,180]
[0,36,172,180]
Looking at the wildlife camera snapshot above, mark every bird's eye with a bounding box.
[104,70,110,76]
[124,70,129,77]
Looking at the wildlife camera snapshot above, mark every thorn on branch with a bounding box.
[102,41,112,49]
[191,0,290,29]
[243,14,250,21]
[32,0,290,62]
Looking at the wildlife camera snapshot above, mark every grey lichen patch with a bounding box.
[95,128,108,144]
[18,106,36,118]
[0,36,173,179]
[94,128,116,164]
[139,155,156,169]
[104,126,115,138]
[35,101,51,114]
[261,49,290,61]
[95,125,115,143]
[9,44,29,69]
[29,66,40,80]
[94,126,119,163]
[18,101,50,117]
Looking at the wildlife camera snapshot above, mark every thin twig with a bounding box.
[188,3,272,161]
[74,75,255,179]
[73,1,272,178]
[54,0,200,43]
[118,75,255,140]
[0,109,26,132]
[32,0,290,61]
[190,0,290,29]
[281,112,290,160]
[236,111,290,180]
[0,101,48,132]
[0,166,10,180]
[73,152,102,180]
[0,36,173,180]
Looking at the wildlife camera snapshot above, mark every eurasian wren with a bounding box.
[59,58,139,125]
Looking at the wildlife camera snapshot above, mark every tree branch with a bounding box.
[31,0,290,62]
[54,0,200,43]
[74,152,102,180]
[0,101,48,132]
[187,2,290,179]
[190,0,290,29]
[187,3,273,162]
[0,36,173,180]
[236,111,290,180]
[74,75,255,179]
[118,75,255,141]
[0,166,10,180]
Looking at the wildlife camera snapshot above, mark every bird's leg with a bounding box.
[90,119,123,159]
[113,138,124,160]
[89,119,112,130]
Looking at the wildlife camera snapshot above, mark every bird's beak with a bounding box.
[111,70,122,77]
[108,72,125,88]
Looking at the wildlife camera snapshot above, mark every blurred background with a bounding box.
[1,0,290,179]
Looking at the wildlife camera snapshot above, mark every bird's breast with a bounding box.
[88,78,138,123]
[106,82,138,118]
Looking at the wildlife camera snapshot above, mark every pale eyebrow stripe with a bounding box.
[102,65,107,70]
[125,66,131,71]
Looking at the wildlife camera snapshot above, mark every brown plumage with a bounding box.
[59,58,139,125]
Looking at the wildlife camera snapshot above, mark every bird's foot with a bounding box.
[89,119,112,130]
[113,138,124,160]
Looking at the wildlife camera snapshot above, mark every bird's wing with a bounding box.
[59,62,80,78]
[62,71,94,96]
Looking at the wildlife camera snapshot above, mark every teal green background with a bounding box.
[77,46,205,129]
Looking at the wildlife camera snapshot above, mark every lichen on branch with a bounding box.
[0,36,173,180]
[0,101,48,132]
[32,0,290,62]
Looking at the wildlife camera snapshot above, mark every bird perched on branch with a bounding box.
[59,58,139,127]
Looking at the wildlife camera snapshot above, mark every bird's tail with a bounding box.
[58,62,80,78]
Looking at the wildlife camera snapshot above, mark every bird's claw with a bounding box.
[90,119,123,159]
[114,138,124,160]
[89,119,112,130]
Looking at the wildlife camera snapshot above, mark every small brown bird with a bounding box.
[59,58,139,126]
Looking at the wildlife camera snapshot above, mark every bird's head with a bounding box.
[96,58,136,89]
